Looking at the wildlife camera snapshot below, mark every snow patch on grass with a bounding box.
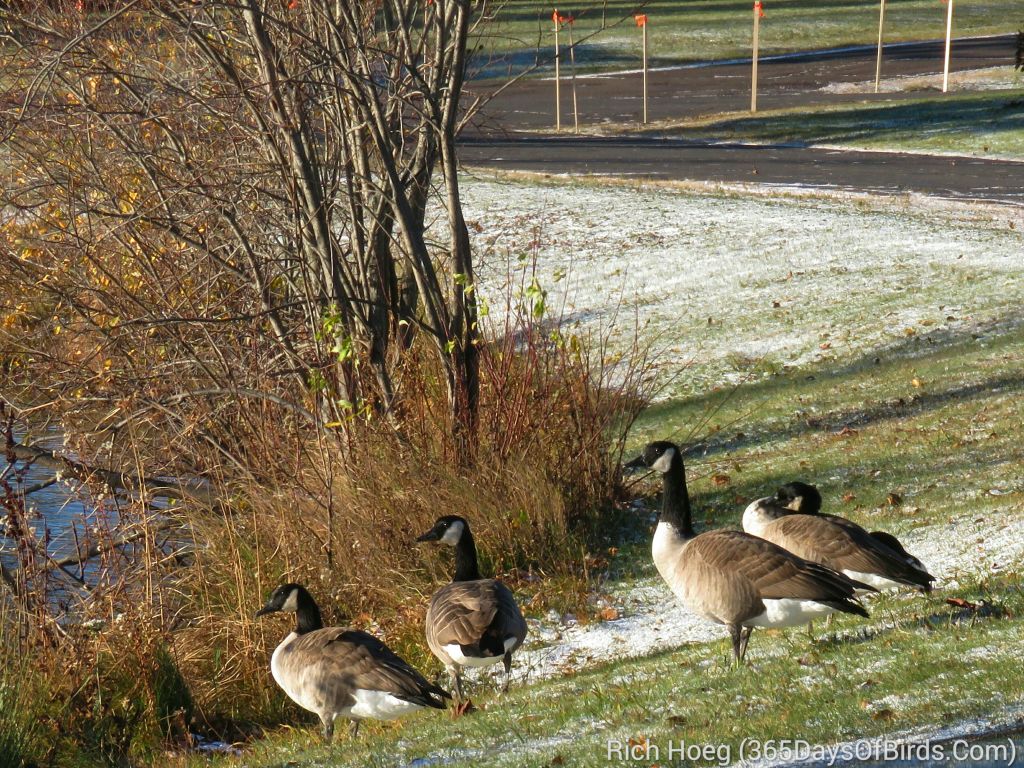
[822,65,1024,94]
[505,504,1023,683]
[464,178,1023,398]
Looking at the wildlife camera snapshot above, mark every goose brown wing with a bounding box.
[427,580,502,647]
[287,628,448,708]
[690,530,859,601]
[767,514,930,588]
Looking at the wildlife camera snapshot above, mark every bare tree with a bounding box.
[1,0,484,477]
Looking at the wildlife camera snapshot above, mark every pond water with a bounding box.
[1,432,126,608]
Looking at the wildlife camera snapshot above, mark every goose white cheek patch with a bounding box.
[281,590,299,612]
[440,521,464,545]
[651,447,676,474]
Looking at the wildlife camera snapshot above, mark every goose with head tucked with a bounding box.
[255,583,449,740]
[623,441,871,663]
[743,481,935,592]
[416,515,528,702]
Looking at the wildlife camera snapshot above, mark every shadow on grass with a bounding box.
[638,311,1024,465]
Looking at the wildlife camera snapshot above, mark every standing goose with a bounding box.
[255,583,449,740]
[743,481,935,592]
[416,516,528,701]
[624,441,871,663]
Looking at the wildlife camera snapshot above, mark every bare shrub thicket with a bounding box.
[0,1,655,759]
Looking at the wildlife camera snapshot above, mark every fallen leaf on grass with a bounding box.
[598,607,620,622]
[842,492,856,503]
[945,597,979,611]
[711,473,730,487]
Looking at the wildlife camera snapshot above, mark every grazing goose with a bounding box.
[255,583,449,740]
[416,516,528,701]
[743,481,935,592]
[624,441,870,663]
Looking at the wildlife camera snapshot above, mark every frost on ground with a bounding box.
[451,175,1024,684]
[461,177,1023,398]
[821,65,1024,94]
[492,502,1024,687]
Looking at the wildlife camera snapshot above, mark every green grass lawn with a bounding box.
[190,269,1024,767]
[195,585,1024,767]
[643,85,1024,159]
[472,0,1022,74]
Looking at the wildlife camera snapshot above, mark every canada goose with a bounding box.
[624,441,870,663]
[416,516,528,701]
[743,481,935,592]
[255,583,449,740]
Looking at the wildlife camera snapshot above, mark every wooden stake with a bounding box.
[642,18,649,124]
[751,1,762,113]
[554,11,561,131]
[874,0,886,93]
[942,0,954,93]
[568,20,579,134]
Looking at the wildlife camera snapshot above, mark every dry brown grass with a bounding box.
[0,296,655,762]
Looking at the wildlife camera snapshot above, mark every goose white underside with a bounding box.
[843,569,908,591]
[743,598,840,628]
[343,689,424,720]
[444,636,517,668]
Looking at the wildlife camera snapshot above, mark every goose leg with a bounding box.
[349,719,361,738]
[738,627,753,662]
[729,624,743,666]
[501,652,513,694]
[321,715,334,743]
[450,667,464,703]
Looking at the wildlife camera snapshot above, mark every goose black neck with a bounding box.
[661,457,695,538]
[453,528,482,582]
[294,592,324,635]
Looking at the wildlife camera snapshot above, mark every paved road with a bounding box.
[460,35,1024,206]
[459,136,1024,206]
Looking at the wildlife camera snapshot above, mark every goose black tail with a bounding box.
[820,598,869,619]
[401,682,452,709]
